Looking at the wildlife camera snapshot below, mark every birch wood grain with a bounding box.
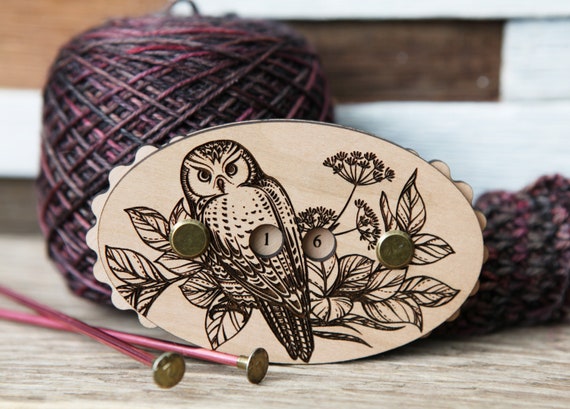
[0,234,568,408]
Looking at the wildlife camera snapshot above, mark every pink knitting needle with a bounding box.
[0,285,185,388]
[0,307,268,384]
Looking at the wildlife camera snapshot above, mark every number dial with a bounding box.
[249,225,284,258]
[302,228,337,261]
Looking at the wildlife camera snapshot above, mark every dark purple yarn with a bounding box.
[37,14,333,303]
[440,174,570,335]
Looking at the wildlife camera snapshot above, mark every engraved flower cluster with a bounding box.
[323,151,395,186]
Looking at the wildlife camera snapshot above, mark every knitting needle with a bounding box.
[0,285,185,388]
[0,307,269,384]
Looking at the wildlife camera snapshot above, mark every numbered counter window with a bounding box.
[249,224,284,258]
[302,228,336,261]
[249,225,336,262]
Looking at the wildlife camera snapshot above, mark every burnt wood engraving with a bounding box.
[104,140,458,362]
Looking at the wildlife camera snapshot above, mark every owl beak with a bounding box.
[216,177,226,193]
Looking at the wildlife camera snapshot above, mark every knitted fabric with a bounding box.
[441,174,570,335]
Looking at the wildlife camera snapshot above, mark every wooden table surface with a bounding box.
[0,234,568,408]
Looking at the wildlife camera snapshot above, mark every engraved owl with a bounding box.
[180,140,314,362]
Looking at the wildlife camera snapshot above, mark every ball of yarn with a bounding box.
[37,13,333,303]
[440,174,570,335]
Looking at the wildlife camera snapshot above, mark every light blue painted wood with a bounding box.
[0,89,41,178]
[502,19,570,100]
[336,101,570,198]
[2,93,569,199]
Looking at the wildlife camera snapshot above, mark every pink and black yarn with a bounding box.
[37,14,332,303]
[442,174,570,335]
[37,13,569,336]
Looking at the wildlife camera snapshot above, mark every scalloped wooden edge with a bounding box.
[428,159,486,324]
[429,160,452,179]
[86,145,160,328]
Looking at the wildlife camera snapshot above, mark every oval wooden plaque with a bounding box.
[89,120,484,364]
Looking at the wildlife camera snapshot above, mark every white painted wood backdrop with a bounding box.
[1,14,570,198]
[192,1,570,19]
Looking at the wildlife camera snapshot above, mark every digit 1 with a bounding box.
[264,232,269,246]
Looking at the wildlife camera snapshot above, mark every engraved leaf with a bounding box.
[125,207,171,251]
[156,251,204,276]
[169,198,192,227]
[117,282,167,316]
[341,314,404,331]
[336,254,374,294]
[379,192,397,231]
[180,272,221,308]
[311,296,353,323]
[400,276,459,307]
[362,296,423,330]
[313,330,371,347]
[364,268,406,302]
[206,293,251,350]
[307,256,339,297]
[105,246,166,284]
[396,170,426,235]
[411,234,455,265]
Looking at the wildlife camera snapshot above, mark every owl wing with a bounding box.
[257,177,308,296]
[256,177,314,362]
[202,182,308,317]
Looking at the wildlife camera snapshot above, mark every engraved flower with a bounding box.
[323,151,395,186]
[296,206,338,233]
[354,199,381,250]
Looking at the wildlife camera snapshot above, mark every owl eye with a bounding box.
[225,162,238,177]
[197,169,212,183]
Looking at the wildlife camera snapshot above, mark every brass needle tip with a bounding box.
[152,352,186,389]
[237,348,269,384]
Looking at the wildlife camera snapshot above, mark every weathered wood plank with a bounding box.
[4,0,566,22]
[0,0,502,102]
[291,20,501,102]
[0,178,39,234]
[0,0,165,90]
[0,235,568,408]
[501,19,570,100]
